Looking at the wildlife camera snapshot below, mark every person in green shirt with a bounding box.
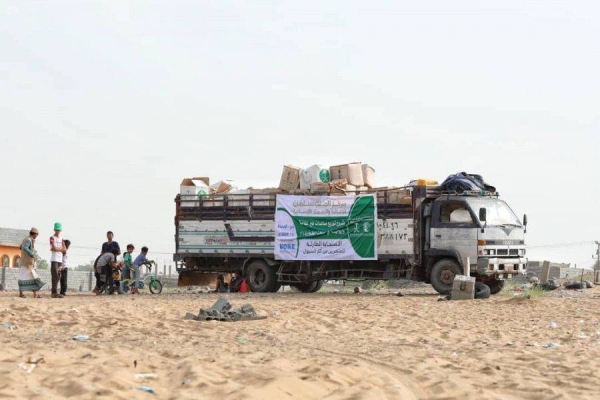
[121,244,135,293]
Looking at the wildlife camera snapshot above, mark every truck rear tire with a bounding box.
[309,280,324,293]
[291,280,323,293]
[487,279,504,295]
[246,260,277,293]
[270,282,282,293]
[430,259,462,295]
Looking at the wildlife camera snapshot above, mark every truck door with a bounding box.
[429,200,478,272]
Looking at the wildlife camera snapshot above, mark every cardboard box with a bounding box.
[279,165,301,192]
[210,180,236,194]
[310,182,331,193]
[385,189,412,205]
[228,190,274,207]
[362,164,376,188]
[330,162,364,186]
[299,164,330,190]
[202,198,224,207]
[329,178,348,189]
[180,177,210,207]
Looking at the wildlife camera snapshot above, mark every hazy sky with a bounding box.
[1,1,599,268]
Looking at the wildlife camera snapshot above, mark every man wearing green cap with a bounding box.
[50,222,66,298]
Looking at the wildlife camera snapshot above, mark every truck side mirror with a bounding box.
[523,214,527,226]
[479,208,487,233]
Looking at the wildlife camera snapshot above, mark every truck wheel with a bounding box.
[270,282,282,293]
[293,280,324,293]
[430,259,462,295]
[246,260,277,293]
[487,280,504,295]
[475,282,491,299]
[309,280,324,293]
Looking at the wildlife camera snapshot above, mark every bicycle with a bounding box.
[121,261,163,294]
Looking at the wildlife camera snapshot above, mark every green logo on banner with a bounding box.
[319,169,330,183]
[347,196,375,258]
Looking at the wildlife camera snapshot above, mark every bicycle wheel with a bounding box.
[149,279,163,294]
[121,280,131,294]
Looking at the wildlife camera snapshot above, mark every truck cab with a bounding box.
[423,193,527,294]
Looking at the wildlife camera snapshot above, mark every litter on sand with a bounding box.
[184,297,267,322]
[71,334,89,341]
[134,373,158,380]
[19,363,36,374]
[135,386,156,395]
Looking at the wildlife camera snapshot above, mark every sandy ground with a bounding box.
[1,285,600,400]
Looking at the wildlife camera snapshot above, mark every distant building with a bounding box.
[0,228,30,268]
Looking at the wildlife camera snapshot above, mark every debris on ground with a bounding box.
[18,358,45,374]
[134,373,158,380]
[184,297,266,322]
[71,334,89,341]
[135,386,156,395]
[563,281,588,290]
[539,279,560,291]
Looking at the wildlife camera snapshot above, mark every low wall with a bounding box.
[519,261,591,282]
[0,267,182,292]
[0,267,94,292]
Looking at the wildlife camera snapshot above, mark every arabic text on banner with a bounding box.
[274,195,377,261]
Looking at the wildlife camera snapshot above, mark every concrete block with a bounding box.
[540,261,551,284]
[451,275,475,301]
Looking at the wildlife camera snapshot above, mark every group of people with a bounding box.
[17,223,70,299]
[215,272,249,293]
[93,231,153,295]
[16,224,152,298]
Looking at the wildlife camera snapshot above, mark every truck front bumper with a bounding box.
[476,257,527,278]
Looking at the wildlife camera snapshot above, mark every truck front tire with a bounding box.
[246,260,278,293]
[487,279,504,295]
[431,259,462,295]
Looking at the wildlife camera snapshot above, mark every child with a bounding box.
[120,244,135,293]
[49,222,66,298]
[94,247,122,294]
[215,274,229,293]
[131,246,153,294]
[59,239,71,296]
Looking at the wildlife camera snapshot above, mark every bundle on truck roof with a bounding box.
[174,167,527,296]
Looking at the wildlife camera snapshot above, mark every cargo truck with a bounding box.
[174,184,527,295]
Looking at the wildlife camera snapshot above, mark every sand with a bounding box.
[1,285,600,399]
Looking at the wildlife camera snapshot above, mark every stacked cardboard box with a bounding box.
[180,177,210,207]
[299,164,330,190]
[278,165,301,192]
[329,162,364,187]
[278,162,377,193]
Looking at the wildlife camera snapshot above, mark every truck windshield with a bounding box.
[467,199,521,226]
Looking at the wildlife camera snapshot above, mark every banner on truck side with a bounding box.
[274,194,377,261]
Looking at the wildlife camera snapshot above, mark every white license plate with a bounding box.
[504,264,515,272]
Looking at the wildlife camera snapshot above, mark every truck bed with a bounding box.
[176,188,414,221]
